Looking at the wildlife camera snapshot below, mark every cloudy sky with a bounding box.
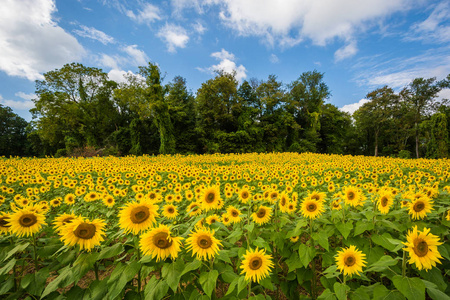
[1,0,449,120]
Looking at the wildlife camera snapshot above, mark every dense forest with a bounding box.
[1,62,449,158]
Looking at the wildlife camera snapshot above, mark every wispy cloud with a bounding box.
[0,94,35,110]
[73,25,115,45]
[334,41,358,62]
[198,49,247,82]
[126,3,162,24]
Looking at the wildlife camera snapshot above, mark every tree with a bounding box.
[400,77,446,158]
[32,63,118,153]
[318,104,353,154]
[0,104,28,156]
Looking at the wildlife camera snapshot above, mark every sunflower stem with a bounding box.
[94,261,99,281]
[32,234,38,271]
[309,218,317,300]
[248,280,251,298]
[135,237,142,298]
[402,250,407,277]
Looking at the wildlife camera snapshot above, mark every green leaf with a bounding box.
[286,219,308,238]
[0,277,14,295]
[373,284,406,300]
[98,243,124,260]
[0,258,16,276]
[21,267,50,296]
[221,268,238,283]
[366,256,399,272]
[199,270,219,298]
[286,252,303,272]
[107,261,141,300]
[162,259,185,292]
[4,243,29,262]
[260,276,274,291]
[334,283,350,300]
[314,231,330,251]
[145,277,169,300]
[181,259,201,276]
[336,222,353,240]
[392,275,425,300]
[427,287,450,300]
[299,243,315,266]
[353,221,374,236]
[317,288,337,300]
[72,252,99,282]
[419,268,447,292]
[217,250,232,264]
[41,266,74,298]
[88,280,108,300]
[244,223,254,233]
[237,275,248,295]
[371,234,402,252]
[227,229,243,244]
[253,237,271,252]
[225,276,239,296]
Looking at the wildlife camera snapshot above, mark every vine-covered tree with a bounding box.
[0,104,28,156]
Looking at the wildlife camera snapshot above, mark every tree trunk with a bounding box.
[374,130,379,157]
[415,123,419,158]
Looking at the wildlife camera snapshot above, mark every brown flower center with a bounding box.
[380,196,389,207]
[281,197,286,206]
[413,201,425,212]
[413,239,428,257]
[205,192,215,203]
[19,214,37,227]
[0,217,10,228]
[153,232,173,249]
[198,235,212,249]
[241,191,249,199]
[307,203,317,212]
[130,206,150,224]
[257,208,266,218]
[249,257,263,270]
[62,217,74,225]
[231,210,239,217]
[168,207,174,214]
[74,223,96,239]
[344,255,356,267]
[347,191,355,201]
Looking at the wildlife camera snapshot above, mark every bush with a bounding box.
[54,148,67,158]
[398,150,411,159]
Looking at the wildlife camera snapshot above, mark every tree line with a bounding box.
[1,62,449,158]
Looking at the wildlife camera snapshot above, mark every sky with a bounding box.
[1,0,450,121]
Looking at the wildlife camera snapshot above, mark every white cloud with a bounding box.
[334,41,358,61]
[340,98,370,115]
[269,54,279,63]
[199,49,247,82]
[438,88,450,100]
[122,45,149,66]
[193,21,207,34]
[126,3,162,24]
[157,24,190,53]
[354,46,450,89]
[205,0,409,47]
[73,25,115,45]
[0,0,85,81]
[406,2,450,43]
[0,95,35,110]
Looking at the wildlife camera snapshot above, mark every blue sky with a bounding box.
[1,0,449,121]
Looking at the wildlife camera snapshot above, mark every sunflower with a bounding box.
[408,198,433,220]
[53,213,78,234]
[118,200,159,235]
[205,214,220,225]
[238,188,252,204]
[64,193,76,205]
[251,206,272,225]
[446,210,450,221]
[226,206,242,223]
[162,204,179,219]
[140,224,183,262]
[60,218,106,252]
[0,212,11,235]
[187,202,202,217]
[300,198,325,220]
[84,192,99,202]
[377,193,393,214]
[331,200,342,211]
[290,236,299,243]
[335,245,366,276]
[201,186,222,211]
[222,214,232,226]
[102,195,115,207]
[403,226,443,271]
[186,227,222,260]
[278,192,290,213]
[9,209,46,237]
[50,197,62,207]
[342,186,361,207]
[307,190,327,202]
[286,201,297,214]
[240,248,274,283]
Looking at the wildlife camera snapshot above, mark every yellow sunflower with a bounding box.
[408,198,433,220]
[52,213,78,235]
[50,197,62,207]
[205,214,220,225]
[331,200,342,211]
[0,212,11,235]
[342,186,361,207]
[162,204,179,219]
[300,198,325,219]
[307,190,327,202]
[187,202,202,217]
[403,226,443,271]
[446,210,450,221]
[84,192,99,202]
[60,218,106,252]
[118,200,159,235]
[64,193,76,205]
[9,209,46,237]
[286,201,297,214]
[102,195,115,207]
[335,245,366,276]
[222,213,232,226]
[240,248,274,283]
[140,224,183,262]
[186,228,222,260]
[278,192,290,213]
[290,236,299,243]
[377,193,393,214]
[226,206,242,223]
[251,206,272,225]
[201,186,222,212]
[239,188,252,204]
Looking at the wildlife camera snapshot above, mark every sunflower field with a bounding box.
[0,153,449,300]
